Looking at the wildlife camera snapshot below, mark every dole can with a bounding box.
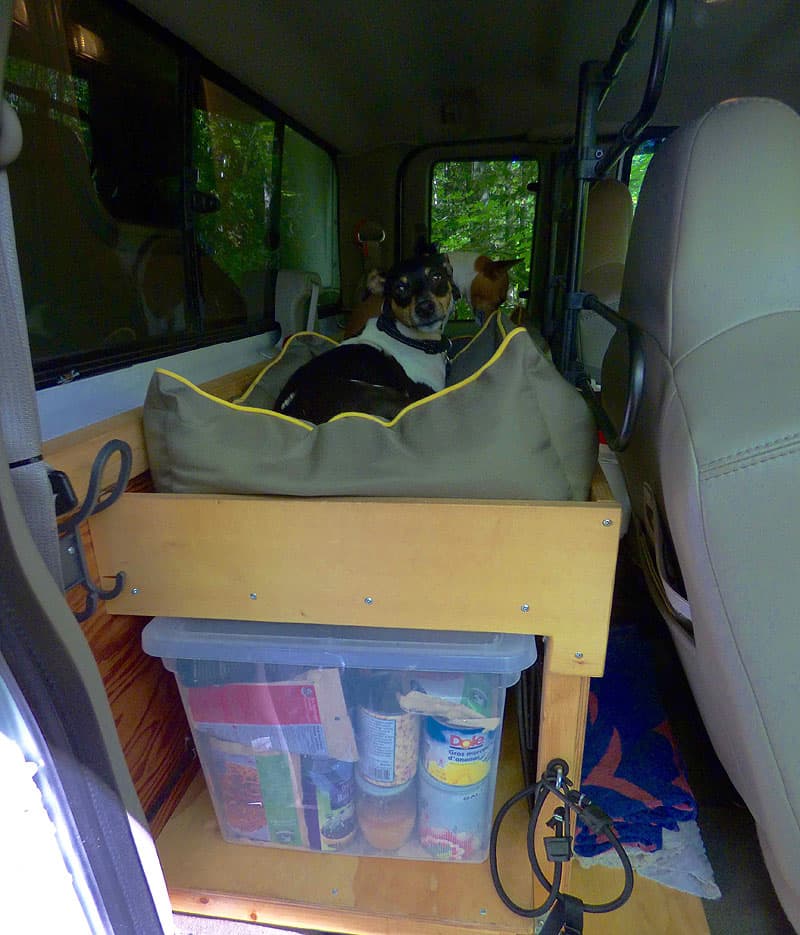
[421,717,497,786]
[417,767,490,861]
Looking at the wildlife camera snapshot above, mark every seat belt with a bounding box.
[0,101,63,589]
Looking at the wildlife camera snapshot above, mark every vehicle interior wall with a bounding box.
[336,143,410,309]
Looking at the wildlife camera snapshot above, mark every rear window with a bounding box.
[430,158,538,318]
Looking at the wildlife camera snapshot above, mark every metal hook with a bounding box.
[58,439,132,623]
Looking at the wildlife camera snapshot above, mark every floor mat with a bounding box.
[573,623,720,899]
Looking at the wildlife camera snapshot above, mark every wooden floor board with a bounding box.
[157,703,710,934]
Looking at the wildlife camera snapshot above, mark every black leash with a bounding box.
[489,758,635,932]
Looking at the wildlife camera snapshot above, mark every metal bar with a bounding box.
[596,0,676,177]
[556,0,675,378]
[556,61,606,374]
[599,0,654,108]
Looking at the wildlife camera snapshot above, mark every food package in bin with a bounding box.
[205,735,356,851]
[185,666,357,761]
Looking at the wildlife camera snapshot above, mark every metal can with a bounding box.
[420,717,497,786]
[356,705,419,787]
[417,767,490,861]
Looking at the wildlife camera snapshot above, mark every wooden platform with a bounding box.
[49,383,707,933]
[157,702,711,935]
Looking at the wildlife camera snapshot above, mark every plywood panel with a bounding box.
[90,493,621,676]
[571,865,711,934]
[70,472,198,834]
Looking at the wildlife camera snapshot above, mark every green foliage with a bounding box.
[430,159,538,314]
[193,110,277,286]
[628,151,655,209]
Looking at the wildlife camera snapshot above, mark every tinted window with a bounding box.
[6,0,339,387]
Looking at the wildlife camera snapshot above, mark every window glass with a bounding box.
[627,135,669,208]
[280,126,340,294]
[430,159,537,318]
[7,0,183,367]
[192,77,276,332]
[5,0,339,387]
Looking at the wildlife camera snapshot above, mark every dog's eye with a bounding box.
[392,280,411,300]
[428,270,449,296]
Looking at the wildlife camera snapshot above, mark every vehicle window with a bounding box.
[627,136,669,208]
[430,159,538,318]
[280,125,340,304]
[192,76,276,333]
[5,0,339,388]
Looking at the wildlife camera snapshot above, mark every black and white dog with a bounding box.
[274,252,456,423]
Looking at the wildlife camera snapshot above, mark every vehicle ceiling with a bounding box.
[121,0,800,153]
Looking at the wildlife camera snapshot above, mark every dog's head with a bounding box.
[368,251,456,331]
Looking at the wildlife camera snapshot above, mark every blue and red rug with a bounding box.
[574,624,720,898]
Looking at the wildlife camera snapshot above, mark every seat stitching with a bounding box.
[702,431,800,469]
[701,442,800,480]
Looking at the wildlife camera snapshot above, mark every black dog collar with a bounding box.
[376,311,451,355]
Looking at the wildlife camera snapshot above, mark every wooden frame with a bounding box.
[90,494,620,677]
[84,485,620,932]
[46,377,632,933]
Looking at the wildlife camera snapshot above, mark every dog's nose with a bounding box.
[415,298,437,321]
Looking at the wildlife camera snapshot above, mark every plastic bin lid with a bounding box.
[142,617,537,675]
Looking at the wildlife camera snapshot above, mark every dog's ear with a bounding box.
[414,236,440,257]
[475,256,523,281]
[366,268,386,295]
[441,253,454,282]
[439,253,460,302]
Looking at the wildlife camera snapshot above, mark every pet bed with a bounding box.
[142,312,597,500]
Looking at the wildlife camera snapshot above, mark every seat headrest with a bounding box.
[581,178,633,309]
[620,97,800,362]
[0,101,23,168]
[583,178,633,275]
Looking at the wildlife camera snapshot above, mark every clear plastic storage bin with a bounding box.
[142,618,537,862]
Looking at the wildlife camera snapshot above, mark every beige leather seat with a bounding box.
[578,178,633,383]
[602,97,800,930]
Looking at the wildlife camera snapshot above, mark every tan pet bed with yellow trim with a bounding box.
[143,312,597,500]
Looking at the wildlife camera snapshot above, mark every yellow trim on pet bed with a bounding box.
[155,313,524,430]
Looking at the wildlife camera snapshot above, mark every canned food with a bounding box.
[421,717,496,786]
[357,705,419,785]
[417,767,490,861]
